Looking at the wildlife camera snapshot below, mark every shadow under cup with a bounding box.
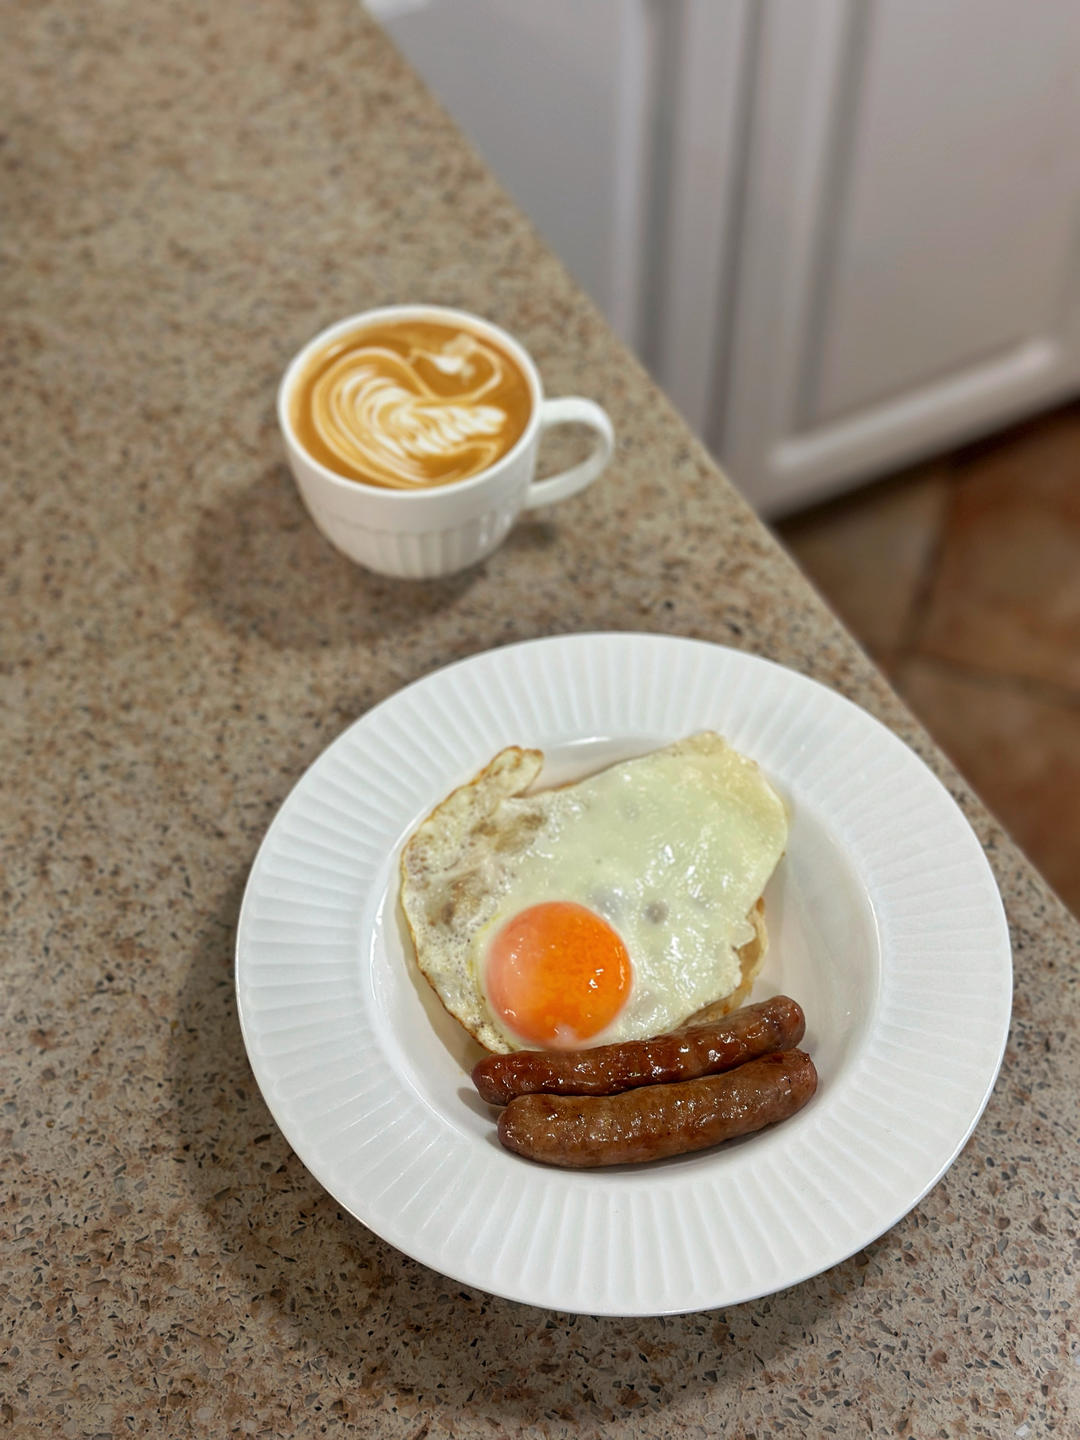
[277,304,615,580]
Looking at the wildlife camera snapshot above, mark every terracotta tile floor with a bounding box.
[775,400,1080,916]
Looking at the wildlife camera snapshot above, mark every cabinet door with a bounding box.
[719,0,1080,513]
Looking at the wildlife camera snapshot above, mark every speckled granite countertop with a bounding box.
[4,1,1078,1435]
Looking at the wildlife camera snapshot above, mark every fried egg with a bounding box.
[399,733,788,1054]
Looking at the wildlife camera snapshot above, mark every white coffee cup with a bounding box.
[277,304,615,579]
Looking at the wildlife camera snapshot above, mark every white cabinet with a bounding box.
[371,0,1080,513]
[722,0,1080,512]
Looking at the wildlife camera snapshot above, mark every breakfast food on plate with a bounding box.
[472,993,806,1103]
[497,1049,818,1168]
[399,733,788,1056]
[399,733,814,1170]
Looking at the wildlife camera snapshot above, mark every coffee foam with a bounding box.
[291,320,532,489]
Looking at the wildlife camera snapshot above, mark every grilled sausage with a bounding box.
[497,1049,817,1167]
[472,995,805,1104]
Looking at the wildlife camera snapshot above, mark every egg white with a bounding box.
[400,734,788,1054]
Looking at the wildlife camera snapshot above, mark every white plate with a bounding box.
[235,633,1012,1316]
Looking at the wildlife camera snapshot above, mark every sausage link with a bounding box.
[497,1049,817,1167]
[472,995,805,1104]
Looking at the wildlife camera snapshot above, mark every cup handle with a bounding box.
[525,397,615,509]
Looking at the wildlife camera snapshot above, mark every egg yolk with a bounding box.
[484,900,632,1047]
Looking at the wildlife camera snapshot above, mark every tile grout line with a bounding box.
[898,650,1080,713]
[892,464,955,671]
[887,452,1080,710]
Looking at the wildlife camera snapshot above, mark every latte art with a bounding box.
[291,320,532,489]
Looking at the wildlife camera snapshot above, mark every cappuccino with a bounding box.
[289,316,533,490]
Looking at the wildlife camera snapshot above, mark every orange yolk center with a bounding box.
[484,900,632,1048]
